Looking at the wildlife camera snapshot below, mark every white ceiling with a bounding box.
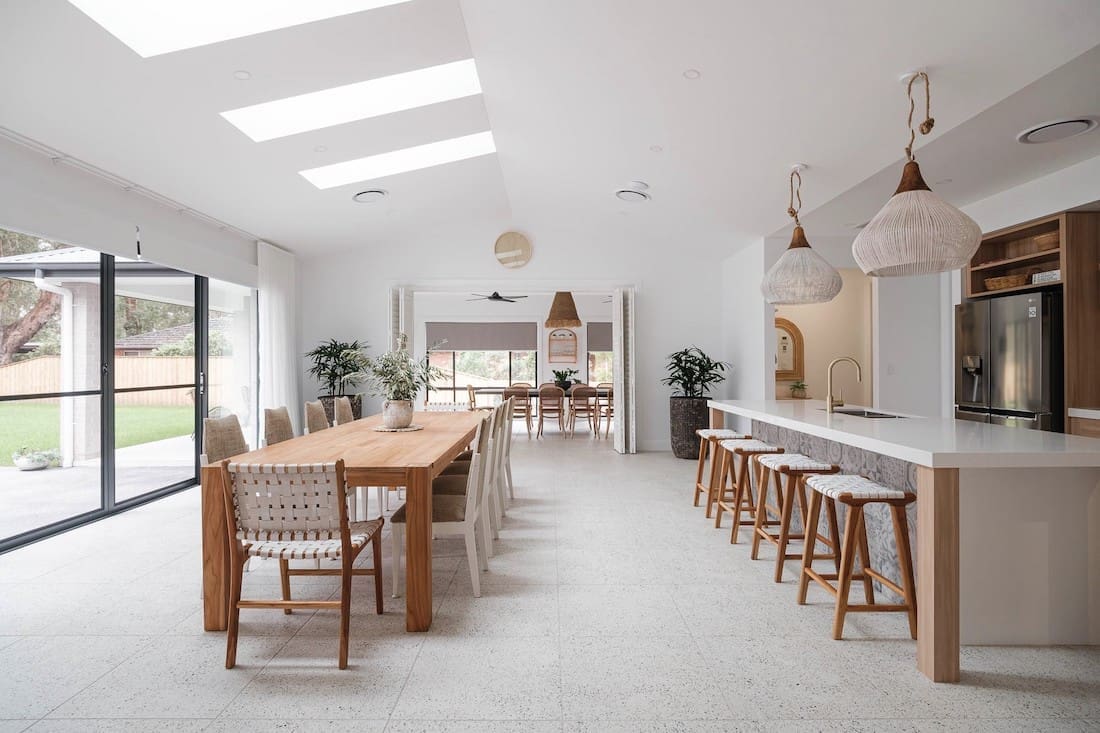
[2,0,1099,257]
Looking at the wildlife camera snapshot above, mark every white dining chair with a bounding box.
[390,414,493,597]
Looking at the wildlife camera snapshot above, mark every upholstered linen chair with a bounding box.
[221,459,384,669]
[305,400,330,434]
[263,406,294,446]
[537,385,566,437]
[567,385,599,437]
[201,414,248,465]
[334,396,355,426]
[504,386,533,436]
[391,413,493,597]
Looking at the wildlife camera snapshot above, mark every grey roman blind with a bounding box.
[426,322,538,351]
[587,322,612,351]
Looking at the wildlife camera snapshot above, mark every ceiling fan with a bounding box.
[467,291,529,303]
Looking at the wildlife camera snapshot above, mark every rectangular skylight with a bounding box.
[221,59,483,142]
[299,131,496,189]
[68,0,411,57]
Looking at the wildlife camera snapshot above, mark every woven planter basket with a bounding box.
[669,397,710,459]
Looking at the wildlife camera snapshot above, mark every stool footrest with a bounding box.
[863,568,905,597]
[842,604,910,613]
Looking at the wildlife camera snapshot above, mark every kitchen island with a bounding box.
[709,399,1100,683]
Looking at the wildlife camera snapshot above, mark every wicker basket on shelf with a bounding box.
[990,272,1029,290]
[1033,231,1060,251]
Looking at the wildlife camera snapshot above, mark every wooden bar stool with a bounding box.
[798,474,918,640]
[712,439,783,542]
[692,429,749,508]
[750,454,841,582]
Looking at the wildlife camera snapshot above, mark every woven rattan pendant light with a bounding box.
[761,167,842,305]
[545,291,582,328]
[852,73,981,277]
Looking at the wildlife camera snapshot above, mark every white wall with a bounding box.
[0,136,258,287]
[298,221,731,451]
[872,274,944,415]
[774,268,872,405]
[718,239,774,431]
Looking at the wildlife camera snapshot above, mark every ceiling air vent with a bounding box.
[1016,118,1098,144]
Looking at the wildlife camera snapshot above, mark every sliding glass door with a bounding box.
[0,227,256,553]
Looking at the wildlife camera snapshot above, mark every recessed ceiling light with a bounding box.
[352,189,387,203]
[682,69,701,80]
[300,130,496,189]
[221,58,482,142]
[68,0,412,57]
[615,181,650,202]
[1016,117,1098,144]
[233,70,252,81]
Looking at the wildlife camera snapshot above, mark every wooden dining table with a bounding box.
[200,410,485,633]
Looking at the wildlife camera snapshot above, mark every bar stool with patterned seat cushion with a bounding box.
[221,459,384,669]
[711,438,783,542]
[693,428,749,508]
[798,474,917,640]
[750,453,841,582]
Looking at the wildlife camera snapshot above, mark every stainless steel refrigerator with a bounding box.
[954,291,1063,432]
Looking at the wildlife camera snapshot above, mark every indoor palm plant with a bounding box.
[352,335,443,428]
[305,338,368,422]
[662,346,728,459]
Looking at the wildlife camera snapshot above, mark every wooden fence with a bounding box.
[0,356,237,406]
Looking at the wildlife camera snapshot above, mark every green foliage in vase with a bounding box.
[552,368,578,382]
[353,335,443,402]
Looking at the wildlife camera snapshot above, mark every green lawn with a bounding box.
[0,402,193,466]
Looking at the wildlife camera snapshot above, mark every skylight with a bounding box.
[221,59,483,142]
[299,131,497,189]
[68,0,411,57]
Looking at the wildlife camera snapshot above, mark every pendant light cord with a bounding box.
[787,169,802,226]
[904,72,934,161]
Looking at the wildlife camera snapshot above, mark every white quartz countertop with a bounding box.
[709,399,1100,468]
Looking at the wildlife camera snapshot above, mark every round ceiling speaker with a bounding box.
[352,189,387,203]
[1016,118,1098,144]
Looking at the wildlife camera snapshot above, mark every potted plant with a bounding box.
[789,380,808,399]
[305,338,369,423]
[352,335,443,429]
[552,369,579,391]
[12,447,58,471]
[661,346,728,459]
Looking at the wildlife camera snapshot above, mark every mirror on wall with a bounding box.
[775,317,804,381]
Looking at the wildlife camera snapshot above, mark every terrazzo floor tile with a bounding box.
[0,722,35,733]
[207,721,386,733]
[384,721,562,733]
[430,583,559,637]
[46,635,290,719]
[560,635,743,721]
[222,639,421,720]
[0,635,153,719]
[564,722,762,732]
[389,636,561,720]
[558,584,689,637]
[26,720,213,732]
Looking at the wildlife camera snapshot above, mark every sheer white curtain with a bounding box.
[258,241,301,434]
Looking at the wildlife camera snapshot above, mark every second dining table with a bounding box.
[200,410,485,633]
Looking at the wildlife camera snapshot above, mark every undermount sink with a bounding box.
[819,408,902,419]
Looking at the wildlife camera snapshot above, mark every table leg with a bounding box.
[201,465,230,631]
[710,407,725,429]
[405,465,434,631]
[916,466,960,682]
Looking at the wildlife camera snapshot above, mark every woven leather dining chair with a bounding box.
[221,459,384,669]
[305,400,330,434]
[263,406,294,447]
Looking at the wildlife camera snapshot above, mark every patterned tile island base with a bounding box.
[752,419,918,603]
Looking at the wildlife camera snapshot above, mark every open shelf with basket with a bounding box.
[965,214,1063,298]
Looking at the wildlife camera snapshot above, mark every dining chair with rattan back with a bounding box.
[537,385,566,438]
[568,385,599,438]
[504,386,533,436]
[596,383,615,438]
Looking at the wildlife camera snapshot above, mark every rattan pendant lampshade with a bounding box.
[545,291,582,328]
[852,73,981,277]
[761,169,842,305]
